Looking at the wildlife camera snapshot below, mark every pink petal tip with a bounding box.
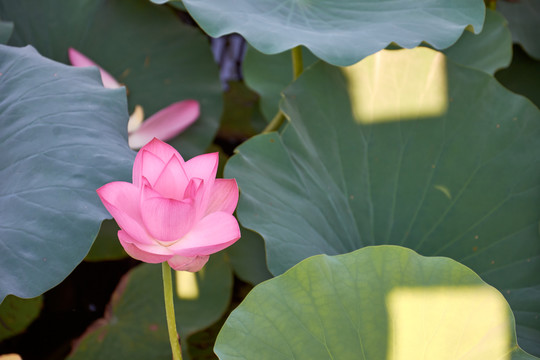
[68,47,121,89]
[128,100,200,149]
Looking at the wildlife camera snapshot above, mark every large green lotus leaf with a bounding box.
[0,45,134,302]
[168,2,187,11]
[0,0,222,159]
[243,46,318,121]
[68,252,232,360]
[243,9,510,126]
[225,47,540,354]
[442,9,512,74]
[215,246,536,360]
[226,227,273,285]
[496,45,540,109]
[151,0,186,11]
[181,0,484,66]
[0,295,43,341]
[497,0,540,60]
[0,20,12,44]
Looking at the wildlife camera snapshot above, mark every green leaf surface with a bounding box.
[151,0,186,11]
[496,45,540,109]
[182,0,485,66]
[442,9,512,74]
[68,252,233,360]
[84,220,128,262]
[0,295,43,341]
[0,0,222,158]
[216,246,536,360]
[225,47,540,354]
[227,227,272,286]
[168,1,186,11]
[0,20,12,44]
[244,9,510,123]
[243,46,318,121]
[0,45,134,302]
[497,0,540,60]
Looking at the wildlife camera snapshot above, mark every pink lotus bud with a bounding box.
[97,138,240,272]
[128,100,200,150]
[68,48,121,89]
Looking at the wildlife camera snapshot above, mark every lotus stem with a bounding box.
[292,46,304,80]
[262,110,286,133]
[162,262,183,360]
[261,46,303,134]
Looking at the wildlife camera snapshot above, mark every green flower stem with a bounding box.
[262,46,303,134]
[162,262,182,360]
[292,46,304,80]
[262,110,286,133]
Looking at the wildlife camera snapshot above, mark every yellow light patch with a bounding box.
[387,286,511,360]
[175,270,200,300]
[344,48,448,124]
[434,185,452,200]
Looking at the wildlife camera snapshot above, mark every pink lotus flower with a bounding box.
[68,48,199,149]
[97,138,240,272]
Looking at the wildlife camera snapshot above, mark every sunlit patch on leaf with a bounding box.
[345,48,448,124]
